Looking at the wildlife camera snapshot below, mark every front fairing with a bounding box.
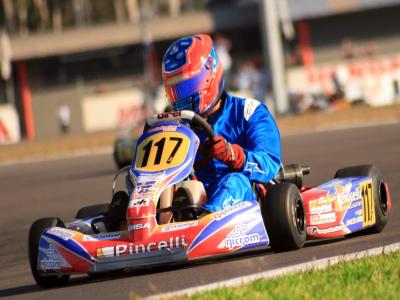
[36,200,269,274]
[130,121,199,194]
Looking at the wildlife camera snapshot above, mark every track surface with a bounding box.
[0,123,399,299]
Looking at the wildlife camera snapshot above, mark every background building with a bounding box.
[1,0,400,141]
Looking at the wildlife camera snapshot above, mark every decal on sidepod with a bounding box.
[43,229,95,264]
[305,177,372,236]
[38,237,71,271]
[187,201,266,254]
[221,217,268,251]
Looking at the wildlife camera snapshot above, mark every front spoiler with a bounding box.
[89,246,187,273]
[38,228,187,274]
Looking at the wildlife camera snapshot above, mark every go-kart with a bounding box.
[113,127,138,169]
[113,135,137,169]
[28,110,392,288]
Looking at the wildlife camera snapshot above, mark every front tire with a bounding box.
[261,182,306,252]
[28,218,70,288]
[334,165,389,233]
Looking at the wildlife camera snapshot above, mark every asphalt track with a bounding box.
[0,123,399,299]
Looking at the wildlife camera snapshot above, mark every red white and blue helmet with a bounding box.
[162,34,224,115]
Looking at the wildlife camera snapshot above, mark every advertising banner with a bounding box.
[0,105,21,144]
[82,89,144,132]
[288,54,400,107]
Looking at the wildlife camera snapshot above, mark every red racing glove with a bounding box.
[206,136,245,171]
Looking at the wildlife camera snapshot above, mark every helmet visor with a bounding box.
[166,65,210,104]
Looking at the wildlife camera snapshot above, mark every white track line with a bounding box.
[0,147,112,167]
[144,242,400,300]
[281,120,399,137]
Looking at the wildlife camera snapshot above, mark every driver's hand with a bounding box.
[206,136,245,170]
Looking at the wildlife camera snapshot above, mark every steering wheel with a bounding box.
[146,110,215,140]
[147,110,214,220]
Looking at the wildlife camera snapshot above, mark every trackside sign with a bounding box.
[0,104,20,144]
[81,88,144,132]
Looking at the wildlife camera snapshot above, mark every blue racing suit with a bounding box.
[194,92,282,212]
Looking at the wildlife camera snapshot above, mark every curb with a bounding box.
[143,242,400,300]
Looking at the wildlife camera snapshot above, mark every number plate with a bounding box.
[135,132,190,172]
[360,179,376,227]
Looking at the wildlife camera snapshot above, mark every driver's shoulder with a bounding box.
[227,94,265,122]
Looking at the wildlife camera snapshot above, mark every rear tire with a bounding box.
[262,182,306,252]
[75,203,110,219]
[334,165,389,233]
[28,218,70,288]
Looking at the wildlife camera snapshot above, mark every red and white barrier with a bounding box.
[0,104,21,144]
[81,89,144,132]
[288,54,400,106]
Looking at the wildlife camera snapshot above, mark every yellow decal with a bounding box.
[135,132,190,172]
[360,179,375,227]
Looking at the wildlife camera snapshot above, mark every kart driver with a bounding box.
[161,34,282,212]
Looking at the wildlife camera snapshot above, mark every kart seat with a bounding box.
[158,180,208,224]
[181,180,208,207]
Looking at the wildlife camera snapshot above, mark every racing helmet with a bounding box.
[162,34,224,115]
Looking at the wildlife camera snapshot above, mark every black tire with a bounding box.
[334,165,389,233]
[75,203,110,219]
[28,217,70,288]
[262,182,306,252]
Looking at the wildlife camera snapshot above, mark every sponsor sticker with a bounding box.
[148,125,178,133]
[129,198,150,207]
[128,223,150,231]
[47,227,73,241]
[349,200,362,209]
[307,225,343,235]
[136,173,166,182]
[309,212,336,225]
[224,224,260,250]
[96,236,186,257]
[244,98,260,121]
[309,200,333,214]
[135,182,158,193]
[355,209,363,216]
[161,221,198,232]
[83,233,121,241]
[40,258,62,270]
[213,201,252,221]
[40,244,70,270]
[166,74,190,85]
[345,216,363,226]
[157,111,181,119]
[337,187,362,206]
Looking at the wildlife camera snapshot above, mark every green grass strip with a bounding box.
[188,251,400,300]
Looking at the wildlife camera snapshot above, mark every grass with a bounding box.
[187,251,400,300]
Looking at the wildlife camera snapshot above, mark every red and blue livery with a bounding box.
[28,110,391,287]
